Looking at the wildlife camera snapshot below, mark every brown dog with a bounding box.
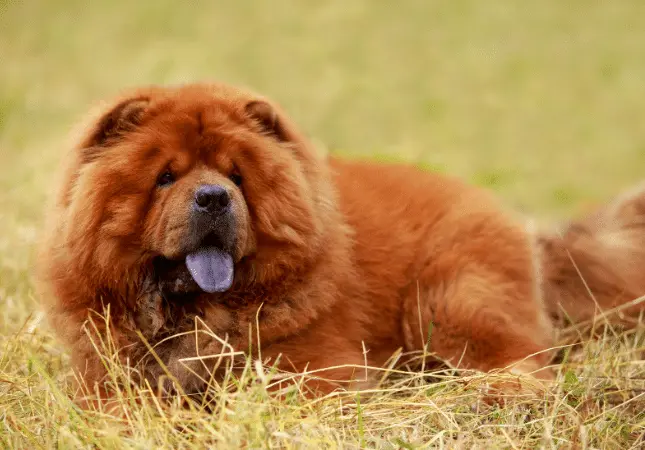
[37,82,645,403]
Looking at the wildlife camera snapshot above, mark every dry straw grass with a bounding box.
[2,301,644,448]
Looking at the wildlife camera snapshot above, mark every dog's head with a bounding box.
[47,83,337,298]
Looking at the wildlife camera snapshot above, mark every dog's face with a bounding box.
[56,84,333,295]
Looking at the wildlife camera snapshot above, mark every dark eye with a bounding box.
[229,170,242,186]
[157,170,175,187]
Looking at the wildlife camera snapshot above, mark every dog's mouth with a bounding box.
[154,233,235,295]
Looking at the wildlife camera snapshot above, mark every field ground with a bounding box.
[1,1,644,448]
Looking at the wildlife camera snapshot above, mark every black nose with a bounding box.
[194,184,230,214]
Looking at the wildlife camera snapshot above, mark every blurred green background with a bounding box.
[2,0,645,329]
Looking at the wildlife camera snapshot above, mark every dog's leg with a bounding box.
[403,271,553,373]
[401,219,555,401]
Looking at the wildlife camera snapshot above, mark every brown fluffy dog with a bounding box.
[37,82,645,403]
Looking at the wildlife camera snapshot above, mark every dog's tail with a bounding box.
[538,183,645,328]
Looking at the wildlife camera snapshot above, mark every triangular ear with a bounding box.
[82,96,150,153]
[245,100,300,143]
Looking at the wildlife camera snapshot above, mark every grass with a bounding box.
[1,0,645,447]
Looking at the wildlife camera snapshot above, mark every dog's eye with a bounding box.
[229,170,242,186]
[157,170,175,187]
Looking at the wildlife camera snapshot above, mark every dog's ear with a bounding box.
[80,96,150,159]
[245,100,302,143]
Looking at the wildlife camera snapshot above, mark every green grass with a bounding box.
[1,0,645,447]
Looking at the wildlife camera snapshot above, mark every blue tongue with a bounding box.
[185,247,234,293]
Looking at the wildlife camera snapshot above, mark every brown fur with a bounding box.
[36,82,645,403]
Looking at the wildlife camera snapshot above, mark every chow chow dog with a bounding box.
[37,82,645,404]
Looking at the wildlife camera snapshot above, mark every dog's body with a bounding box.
[37,83,645,402]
